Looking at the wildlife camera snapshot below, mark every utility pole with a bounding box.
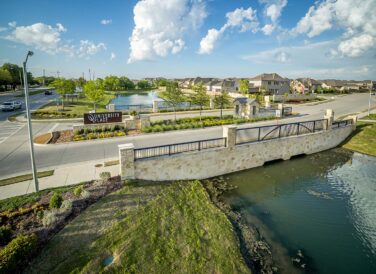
[89,69,91,81]
[57,70,60,79]
[43,69,45,86]
[23,51,39,192]
[368,80,372,116]
[93,71,95,80]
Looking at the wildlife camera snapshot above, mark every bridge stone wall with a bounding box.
[119,112,356,181]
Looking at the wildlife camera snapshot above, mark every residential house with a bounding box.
[296,78,322,93]
[290,80,306,94]
[249,73,290,95]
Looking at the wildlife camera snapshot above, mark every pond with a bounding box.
[223,148,376,274]
[110,90,161,108]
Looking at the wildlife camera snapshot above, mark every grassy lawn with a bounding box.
[361,114,376,120]
[27,181,249,274]
[0,170,54,187]
[342,122,376,156]
[32,91,114,119]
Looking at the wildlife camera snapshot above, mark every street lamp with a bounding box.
[368,80,372,117]
[23,51,39,192]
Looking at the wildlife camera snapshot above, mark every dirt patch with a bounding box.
[55,130,73,143]
[34,133,52,144]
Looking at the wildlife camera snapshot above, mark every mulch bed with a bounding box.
[0,176,123,247]
[49,129,140,143]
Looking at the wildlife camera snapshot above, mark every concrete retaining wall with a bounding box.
[266,93,317,102]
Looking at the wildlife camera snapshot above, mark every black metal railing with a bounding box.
[282,107,292,116]
[236,119,328,145]
[134,137,227,160]
[332,118,353,128]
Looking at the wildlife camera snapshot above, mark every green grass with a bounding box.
[343,122,376,156]
[361,114,376,120]
[27,181,250,274]
[0,170,54,187]
[0,182,85,212]
[32,92,115,119]
[15,89,53,97]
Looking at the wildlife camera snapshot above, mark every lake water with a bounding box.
[224,149,376,274]
[110,91,161,107]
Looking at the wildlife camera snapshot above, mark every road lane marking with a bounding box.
[48,123,60,133]
[0,122,25,145]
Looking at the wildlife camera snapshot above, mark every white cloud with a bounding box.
[199,7,258,54]
[293,0,376,57]
[77,40,106,58]
[8,21,16,28]
[100,19,112,25]
[274,50,290,63]
[260,0,287,35]
[128,0,207,63]
[110,52,116,60]
[6,22,66,53]
[56,23,67,32]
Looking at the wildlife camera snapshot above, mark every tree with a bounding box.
[137,80,151,89]
[119,76,135,90]
[239,79,249,95]
[0,69,12,91]
[156,78,167,87]
[84,80,105,112]
[104,75,120,91]
[159,81,184,121]
[76,77,86,89]
[213,91,232,119]
[190,82,210,121]
[49,79,75,110]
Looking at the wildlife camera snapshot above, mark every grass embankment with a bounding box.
[31,91,114,119]
[361,114,376,120]
[0,170,54,187]
[27,181,249,274]
[342,122,376,156]
[143,115,276,133]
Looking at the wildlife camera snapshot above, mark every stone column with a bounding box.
[277,103,284,111]
[140,116,151,129]
[209,98,214,109]
[152,100,159,113]
[323,109,334,130]
[223,125,237,148]
[108,104,115,112]
[119,143,135,180]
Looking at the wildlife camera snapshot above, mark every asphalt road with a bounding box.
[0,93,374,178]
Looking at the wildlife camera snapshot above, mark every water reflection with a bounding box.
[224,149,376,274]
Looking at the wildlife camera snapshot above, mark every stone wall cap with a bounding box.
[223,125,237,129]
[118,143,135,149]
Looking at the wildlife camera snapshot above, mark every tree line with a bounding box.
[0,63,34,91]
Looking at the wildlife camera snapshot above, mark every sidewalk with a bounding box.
[0,159,119,200]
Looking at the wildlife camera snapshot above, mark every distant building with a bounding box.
[296,78,322,93]
[249,73,290,95]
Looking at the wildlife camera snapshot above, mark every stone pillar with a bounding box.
[277,103,284,111]
[324,109,334,130]
[265,101,271,108]
[108,104,115,112]
[152,100,159,113]
[136,116,151,130]
[209,98,214,109]
[223,125,237,148]
[119,143,135,180]
[349,115,358,130]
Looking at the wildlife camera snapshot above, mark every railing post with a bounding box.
[198,141,201,151]
[258,127,261,141]
[313,121,316,132]
[223,125,237,148]
[278,125,281,138]
[169,145,171,155]
[119,143,135,180]
[297,123,300,135]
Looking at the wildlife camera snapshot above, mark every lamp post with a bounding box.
[368,80,372,117]
[22,51,39,192]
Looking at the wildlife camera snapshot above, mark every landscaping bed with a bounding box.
[142,115,276,133]
[0,172,122,273]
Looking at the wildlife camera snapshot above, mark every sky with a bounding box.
[0,0,375,80]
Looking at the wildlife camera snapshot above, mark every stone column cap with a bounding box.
[223,125,237,129]
[118,143,135,149]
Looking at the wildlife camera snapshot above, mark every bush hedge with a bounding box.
[142,115,276,133]
[0,225,12,246]
[49,192,63,209]
[0,234,38,273]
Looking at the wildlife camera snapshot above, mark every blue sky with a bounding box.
[0,0,375,80]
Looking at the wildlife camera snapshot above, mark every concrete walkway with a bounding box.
[0,159,119,200]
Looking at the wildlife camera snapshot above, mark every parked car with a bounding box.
[45,90,53,95]
[0,101,22,111]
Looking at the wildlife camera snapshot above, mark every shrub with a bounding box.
[83,128,91,135]
[152,125,163,132]
[113,125,120,131]
[116,131,126,136]
[42,210,59,227]
[49,192,63,209]
[73,186,83,196]
[0,234,38,273]
[0,225,12,246]
[60,200,72,213]
[81,190,91,199]
[99,172,111,182]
